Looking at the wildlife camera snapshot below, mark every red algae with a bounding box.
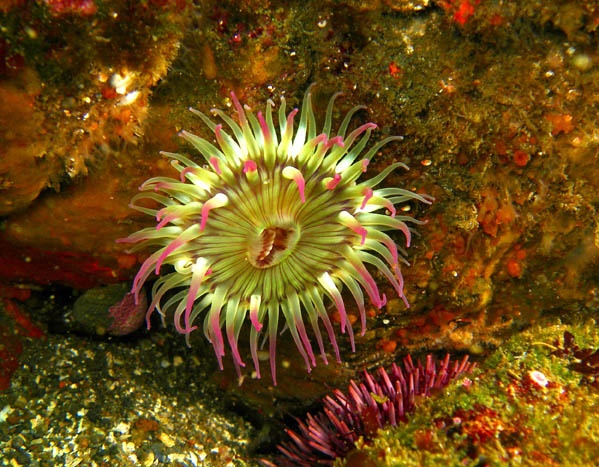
[0,327,23,391]
[43,0,97,17]
[0,288,44,391]
[0,238,122,289]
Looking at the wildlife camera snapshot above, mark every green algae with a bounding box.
[340,317,599,466]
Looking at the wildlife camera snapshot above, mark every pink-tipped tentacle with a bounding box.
[257,111,272,145]
[230,91,248,126]
[360,187,373,211]
[249,294,263,332]
[282,166,306,203]
[243,160,257,174]
[338,211,367,246]
[325,173,341,190]
[200,193,228,230]
[209,156,221,175]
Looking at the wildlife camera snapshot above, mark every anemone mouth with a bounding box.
[247,224,300,268]
[120,87,433,385]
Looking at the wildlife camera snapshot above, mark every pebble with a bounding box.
[0,332,255,466]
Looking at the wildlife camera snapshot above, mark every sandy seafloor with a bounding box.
[0,330,256,466]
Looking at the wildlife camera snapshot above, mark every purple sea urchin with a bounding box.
[278,354,476,466]
[119,88,431,383]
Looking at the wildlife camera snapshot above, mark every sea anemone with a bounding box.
[277,354,476,466]
[118,87,431,384]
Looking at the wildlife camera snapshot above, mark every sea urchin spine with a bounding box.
[119,88,431,384]
[278,354,476,465]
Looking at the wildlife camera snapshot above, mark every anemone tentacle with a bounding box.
[118,88,431,384]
